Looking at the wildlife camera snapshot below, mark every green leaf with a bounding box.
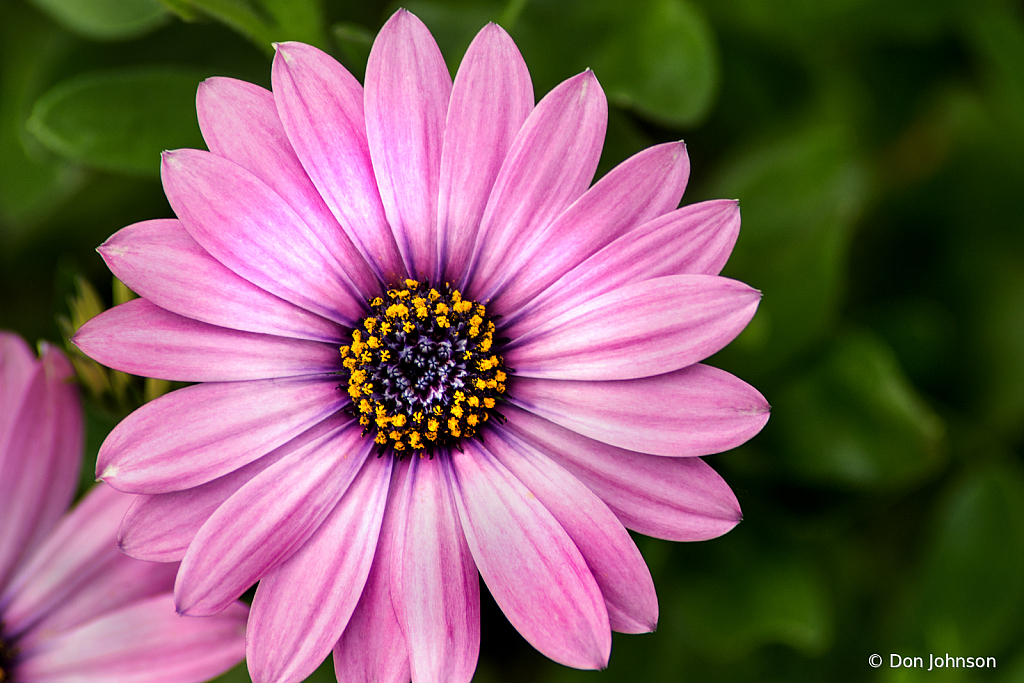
[158,0,203,21]
[962,252,1024,443]
[696,0,972,47]
[397,0,502,75]
[0,1,84,232]
[587,0,719,126]
[79,401,120,499]
[916,464,1024,654]
[27,0,169,41]
[595,107,654,180]
[968,6,1024,159]
[207,651,338,683]
[403,0,719,125]
[331,22,376,82]
[259,0,328,47]
[710,122,869,379]
[515,0,719,126]
[167,0,328,54]
[673,552,834,657]
[771,330,946,490]
[27,67,208,176]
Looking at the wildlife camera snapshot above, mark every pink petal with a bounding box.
[501,406,742,541]
[15,595,247,683]
[98,376,347,494]
[161,148,367,327]
[246,452,392,683]
[503,199,741,338]
[272,41,405,283]
[487,142,689,316]
[510,364,770,457]
[0,331,36,444]
[365,9,451,279]
[333,461,412,683]
[118,429,303,562]
[99,219,344,343]
[175,419,372,616]
[449,441,611,670]
[74,299,341,382]
[1,485,136,639]
[505,274,760,381]
[464,70,607,295]
[0,345,81,590]
[197,77,379,299]
[390,455,479,683]
[485,427,657,634]
[437,22,533,283]
[20,556,178,652]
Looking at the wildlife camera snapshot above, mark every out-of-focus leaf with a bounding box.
[165,0,328,54]
[331,22,375,81]
[594,108,655,180]
[79,401,119,498]
[0,1,83,233]
[207,661,251,683]
[674,552,834,657]
[66,275,104,332]
[159,0,203,21]
[998,652,1024,683]
[57,276,134,407]
[916,464,1024,654]
[166,0,273,52]
[208,654,337,683]
[112,277,138,305]
[403,0,718,125]
[868,297,956,389]
[968,6,1024,153]
[515,0,718,126]
[586,0,719,126]
[397,0,500,74]
[27,0,169,41]
[962,249,1024,445]
[772,330,946,490]
[935,131,1024,443]
[260,0,327,47]
[710,122,868,379]
[27,67,208,176]
[698,0,971,48]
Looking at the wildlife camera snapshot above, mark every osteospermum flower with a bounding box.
[0,332,247,683]
[75,10,770,683]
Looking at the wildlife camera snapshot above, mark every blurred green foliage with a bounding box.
[1,0,1023,681]
[28,67,209,174]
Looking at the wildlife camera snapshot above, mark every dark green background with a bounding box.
[2,0,1023,681]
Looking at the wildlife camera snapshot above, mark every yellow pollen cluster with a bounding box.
[339,280,507,455]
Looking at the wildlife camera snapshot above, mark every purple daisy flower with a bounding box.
[0,332,247,683]
[74,10,769,683]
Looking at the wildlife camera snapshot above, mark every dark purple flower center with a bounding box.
[339,280,508,456]
[0,626,16,682]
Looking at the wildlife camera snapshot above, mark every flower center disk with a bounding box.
[0,629,15,682]
[340,280,507,455]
